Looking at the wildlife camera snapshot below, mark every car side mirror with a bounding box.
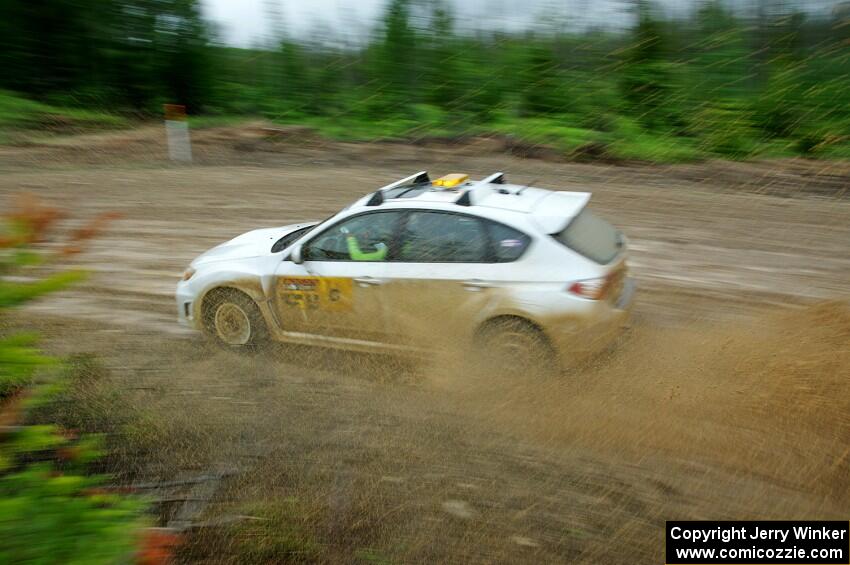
[290,244,304,264]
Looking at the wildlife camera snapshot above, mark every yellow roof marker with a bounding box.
[433,173,470,189]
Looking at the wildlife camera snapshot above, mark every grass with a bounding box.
[267,105,844,163]
[0,90,128,140]
[609,132,702,163]
[268,111,707,163]
[1,89,848,163]
[187,114,254,130]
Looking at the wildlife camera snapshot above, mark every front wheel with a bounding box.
[475,317,558,377]
[202,290,267,349]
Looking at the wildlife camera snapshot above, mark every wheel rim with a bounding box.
[491,328,538,370]
[214,302,252,345]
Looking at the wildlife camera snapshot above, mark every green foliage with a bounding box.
[793,128,836,157]
[691,103,756,158]
[486,116,599,152]
[752,63,803,139]
[520,44,566,116]
[618,3,683,131]
[0,333,53,398]
[0,206,146,564]
[0,0,213,112]
[0,271,87,310]
[608,131,701,163]
[374,0,417,109]
[0,0,849,162]
[0,466,145,564]
[6,425,67,457]
[0,91,127,132]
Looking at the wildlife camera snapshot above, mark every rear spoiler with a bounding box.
[530,192,591,234]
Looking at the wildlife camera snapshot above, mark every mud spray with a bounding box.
[168,299,849,563]
[10,159,847,562]
[427,301,850,502]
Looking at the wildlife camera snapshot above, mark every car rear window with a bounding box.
[554,208,622,264]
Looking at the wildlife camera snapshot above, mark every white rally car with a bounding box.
[176,172,634,371]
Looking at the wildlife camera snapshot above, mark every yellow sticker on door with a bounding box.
[276,277,353,312]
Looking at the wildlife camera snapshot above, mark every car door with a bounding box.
[272,211,401,342]
[380,210,532,347]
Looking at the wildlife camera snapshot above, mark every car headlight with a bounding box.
[181,267,196,281]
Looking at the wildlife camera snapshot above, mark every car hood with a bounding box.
[193,222,317,265]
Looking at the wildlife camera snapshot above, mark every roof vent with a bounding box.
[453,172,505,207]
[366,171,431,206]
[483,172,505,185]
[365,191,384,206]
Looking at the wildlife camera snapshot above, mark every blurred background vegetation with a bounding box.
[0,200,146,563]
[0,0,848,161]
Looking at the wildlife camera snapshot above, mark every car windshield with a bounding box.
[272,216,339,253]
[271,225,315,253]
[554,208,622,264]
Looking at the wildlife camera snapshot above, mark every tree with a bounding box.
[521,42,565,116]
[619,0,678,129]
[423,1,458,110]
[0,0,214,112]
[373,0,417,111]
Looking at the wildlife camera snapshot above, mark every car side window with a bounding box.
[304,212,400,262]
[486,221,531,262]
[397,211,488,263]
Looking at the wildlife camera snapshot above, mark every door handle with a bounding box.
[354,276,384,287]
[463,279,493,291]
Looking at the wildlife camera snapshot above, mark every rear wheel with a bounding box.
[476,317,558,377]
[202,290,267,349]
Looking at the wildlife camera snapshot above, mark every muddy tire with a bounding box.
[202,290,268,350]
[476,317,558,377]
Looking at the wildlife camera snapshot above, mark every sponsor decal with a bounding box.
[276,277,353,312]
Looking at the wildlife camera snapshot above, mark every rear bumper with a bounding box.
[547,278,635,364]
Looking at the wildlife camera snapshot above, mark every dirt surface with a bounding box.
[1,127,849,563]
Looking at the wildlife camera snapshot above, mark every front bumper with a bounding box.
[176,282,197,329]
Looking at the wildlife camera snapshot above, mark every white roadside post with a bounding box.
[164,104,193,163]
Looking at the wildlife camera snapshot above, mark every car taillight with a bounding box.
[567,277,609,300]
